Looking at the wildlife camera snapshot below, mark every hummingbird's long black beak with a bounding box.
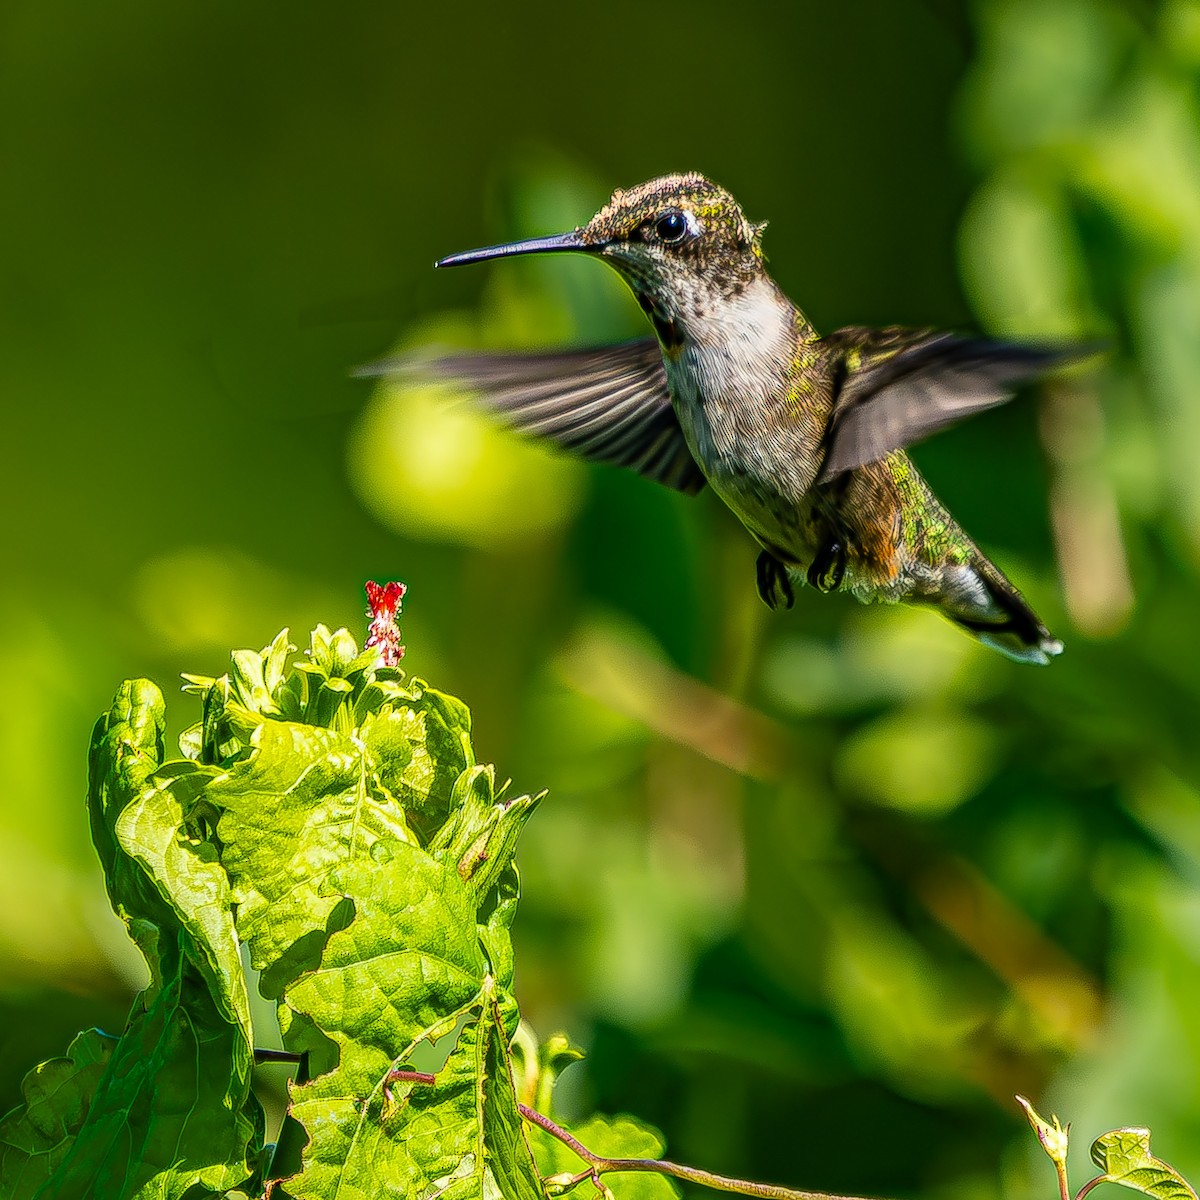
[435,230,587,269]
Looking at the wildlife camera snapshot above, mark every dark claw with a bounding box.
[806,540,846,592]
[756,550,795,610]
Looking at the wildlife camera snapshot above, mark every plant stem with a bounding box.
[1074,1176,1111,1200]
[517,1104,882,1200]
[385,1068,438,1086]
[253,1048,304,1066]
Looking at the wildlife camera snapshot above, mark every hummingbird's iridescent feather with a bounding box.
[819,327,1092,482]
[830,452,1061,663]
[379,172,1099,664]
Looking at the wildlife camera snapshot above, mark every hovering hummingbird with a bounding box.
[363,173,1089,664]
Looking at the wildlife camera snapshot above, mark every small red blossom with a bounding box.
[365,580,407,666]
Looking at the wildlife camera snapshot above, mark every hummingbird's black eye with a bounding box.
[655,209,691,244]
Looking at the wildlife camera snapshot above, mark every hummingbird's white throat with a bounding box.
[675,274,796,402]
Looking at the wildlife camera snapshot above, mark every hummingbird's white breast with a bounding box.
[662,275,824,553]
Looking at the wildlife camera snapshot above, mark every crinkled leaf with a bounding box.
[359,680,475,841]
[116,756,251,1033]
[87,679,175,932]
[481,996,548,1200]
[278,852,543,1199]
[206,714,417,997]
[187,631,473,841]
[528,1113,680,1200]
[42,678,263,1199]
[1091,1128,1198,1200]
[87,677,254,1055]
[0,1029,115,1199]
[16,935,260,1200]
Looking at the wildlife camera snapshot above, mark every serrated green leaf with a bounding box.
[0,1029,115,1199]
[6,936,260,1200]
[115,757,251,1033]
[360,681,475,841]
[59,679,263,1199]
[277,853,543,1200]
[87,679,174,931]
[528,1113,679,1200]
[205,715,417,997]
[1090,1128,1198,1200]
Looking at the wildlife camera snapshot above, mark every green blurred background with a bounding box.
[4,0,1200,1193]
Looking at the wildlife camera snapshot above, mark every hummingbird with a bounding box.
[363,173,1088,664]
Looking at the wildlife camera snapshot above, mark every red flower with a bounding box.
[365,580,407,666]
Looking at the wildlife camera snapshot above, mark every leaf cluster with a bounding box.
[0,626,579,1199]
[2,620,1195,1200]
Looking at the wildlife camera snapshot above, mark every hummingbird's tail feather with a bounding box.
[939,554,1063,666]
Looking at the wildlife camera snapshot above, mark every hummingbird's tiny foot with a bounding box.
[807,540,846,592]
[755,550,794,610]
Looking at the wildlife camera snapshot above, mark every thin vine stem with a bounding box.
[517,1103,880,1200]
[258,1049,882,1200]
[1074,1176,1111,1200]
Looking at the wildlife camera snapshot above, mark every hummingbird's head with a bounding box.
[580,173,767,301]
[437,173,770,351]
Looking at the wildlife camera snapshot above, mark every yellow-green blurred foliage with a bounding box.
[3,1,1200,1196]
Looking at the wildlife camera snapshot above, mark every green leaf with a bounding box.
[277,853,544,1199]
[0,1029,115,1199]
[1090,1128,1198,1200]
[204,715,418,998]
[360,680,476,841]
[528,1113,680,1200]
[478,862,522,994]
[115,756,251,1034]
[481,996,548,1200]
[15,678,266,1200]
[87,679,175,931]
[56,935,260,1199]
[87,674,255,1062]
[2,935,261,1200]
[189,632,474,841]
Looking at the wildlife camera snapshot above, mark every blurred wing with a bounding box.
[818,326,1096,482]
[358,338,706,495]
